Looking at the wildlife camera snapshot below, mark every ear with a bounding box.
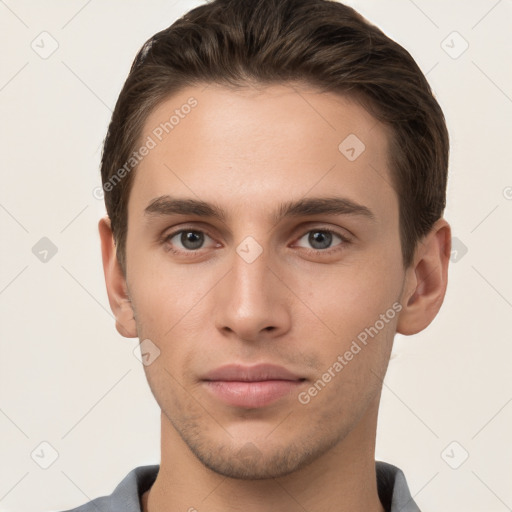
[396,218,451,335]
[98,216,138,338]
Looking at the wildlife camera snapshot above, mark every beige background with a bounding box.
[1,0,511,510]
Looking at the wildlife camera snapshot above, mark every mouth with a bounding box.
[202,363,307,409]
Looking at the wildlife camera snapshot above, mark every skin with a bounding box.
[99,83,451,512]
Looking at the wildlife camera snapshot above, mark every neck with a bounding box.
[143,396,384,512]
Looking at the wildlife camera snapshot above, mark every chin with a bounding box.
[185,435,333,480]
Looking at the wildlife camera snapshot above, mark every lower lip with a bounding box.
[203,380,303,408]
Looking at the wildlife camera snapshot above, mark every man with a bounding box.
[63,0,451,510]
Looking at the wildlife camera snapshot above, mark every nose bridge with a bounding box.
[233,243,270,309]
[214,238,291,340]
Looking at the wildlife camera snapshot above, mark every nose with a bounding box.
[214,244,292,343]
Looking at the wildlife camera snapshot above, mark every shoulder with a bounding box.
[54,464,159,512]
[376,461,421,512]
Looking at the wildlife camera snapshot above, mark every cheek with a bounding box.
[290,258,403,401]
[296,313,397,417]
[128,259,230,383]
[131,273,209,339]
[126,236,210,326]
[297,257,403,344]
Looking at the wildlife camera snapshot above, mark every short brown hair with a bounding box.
[101,0,449,273]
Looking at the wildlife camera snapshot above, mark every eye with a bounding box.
[161,226,351,258]
[164,229,217,253]
[294,229,349,253]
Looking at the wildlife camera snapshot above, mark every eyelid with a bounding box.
[296,221,355,240]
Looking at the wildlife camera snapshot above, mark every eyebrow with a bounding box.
[144,195,376,224]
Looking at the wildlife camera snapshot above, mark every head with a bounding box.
[99,0,451,479]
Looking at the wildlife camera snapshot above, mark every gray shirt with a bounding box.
[59,461,420,512]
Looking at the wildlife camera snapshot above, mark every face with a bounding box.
[123,83,406,479]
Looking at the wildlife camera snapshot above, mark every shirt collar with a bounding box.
[68,461,420,512]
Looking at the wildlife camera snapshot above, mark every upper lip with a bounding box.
[202,364,304,382]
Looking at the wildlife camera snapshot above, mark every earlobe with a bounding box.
[98,217,138,338]
[396,218,451,336]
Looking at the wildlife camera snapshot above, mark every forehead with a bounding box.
[130,82,397,223]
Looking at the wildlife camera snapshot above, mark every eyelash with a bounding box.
[161,226,352,258]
